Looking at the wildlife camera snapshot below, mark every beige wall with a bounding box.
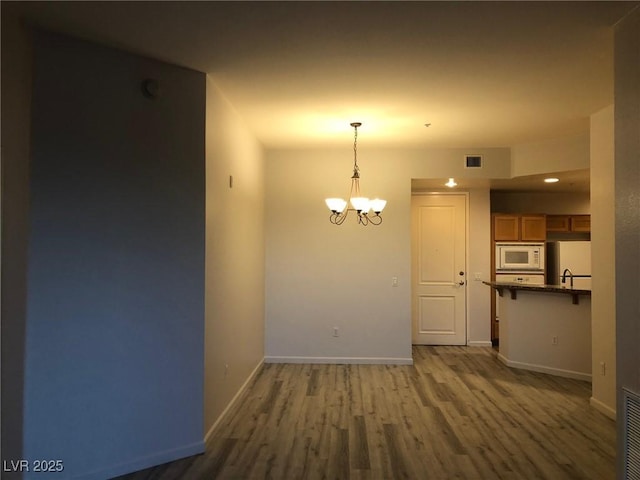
[511,133,589,177]
[590,104,616,418]
[499,293,592,380]
[492,132,591,216]
[466,189,492,343]
[265,148,508,362]
[204,78,265,435]
[265,148,413,362]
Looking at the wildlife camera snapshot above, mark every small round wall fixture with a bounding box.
[141,78,160,99]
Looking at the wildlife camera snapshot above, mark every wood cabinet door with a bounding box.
[493,215,519,241]
[521,215,546,241]
[570,215,591,232]
[546,215,570,232]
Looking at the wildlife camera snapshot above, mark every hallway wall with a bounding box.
[204,78,265,435]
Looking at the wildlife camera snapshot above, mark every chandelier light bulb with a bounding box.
[350,197,370,212]
[370,198,387,213]
[325,198,347,213]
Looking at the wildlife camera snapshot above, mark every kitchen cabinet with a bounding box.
[546,214,590,233]
[493,214,546,242]
[493,215,519,241]
[491,213,546,344]
[570,215,591,232]
[521,215,547,241]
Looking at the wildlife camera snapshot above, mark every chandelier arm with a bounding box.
[368,214,383,226]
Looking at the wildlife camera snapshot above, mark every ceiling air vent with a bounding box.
[465,155,483,168]
[624,388,640,479]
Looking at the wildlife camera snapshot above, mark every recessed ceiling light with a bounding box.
[445,178,457,188]
[544,177,559,183]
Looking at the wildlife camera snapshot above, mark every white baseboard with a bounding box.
[264,356,414,365]
[497,353,592,382]
[467,340,493,347]
[78,441,205,480]
[204,358,265,444]
[590,396,617,420]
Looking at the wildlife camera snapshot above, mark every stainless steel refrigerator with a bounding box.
[546,241,591,290]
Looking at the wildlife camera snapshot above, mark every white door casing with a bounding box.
[411,193,467,345]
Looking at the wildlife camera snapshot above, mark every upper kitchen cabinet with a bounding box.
[493,214,546,242]
[521,215,547,240]
[546,214,591,233]
[493,214,519,241]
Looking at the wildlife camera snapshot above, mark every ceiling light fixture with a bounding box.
[544,177,559,183]
[445,178,457,188]
[325,122,386,226]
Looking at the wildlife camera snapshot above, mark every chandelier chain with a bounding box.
[353,124,358,168]
[352,123,360,178]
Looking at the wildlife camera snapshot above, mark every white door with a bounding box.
[411,194,467,345]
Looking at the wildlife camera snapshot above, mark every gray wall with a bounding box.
[19,31,205,479]
[615,6,640,478]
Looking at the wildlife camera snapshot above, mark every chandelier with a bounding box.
[325,122,387,226]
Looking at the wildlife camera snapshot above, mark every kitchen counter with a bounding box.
[483,281,591,304]
[484,281,591,381]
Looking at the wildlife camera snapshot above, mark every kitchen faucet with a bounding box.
[562,268,574,288]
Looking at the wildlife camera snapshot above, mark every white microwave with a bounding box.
[495,243,545,271]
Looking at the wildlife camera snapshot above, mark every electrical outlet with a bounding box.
[333,327,339,337]
[392,276,398,287]
[552,336,558,345]
[474,272,482,281]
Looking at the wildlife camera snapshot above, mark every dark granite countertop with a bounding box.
[483,281,591,304]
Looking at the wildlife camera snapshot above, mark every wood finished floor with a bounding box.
[115,346,616,479]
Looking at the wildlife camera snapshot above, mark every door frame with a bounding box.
[411,191,470,345]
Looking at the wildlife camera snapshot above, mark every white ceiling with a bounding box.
[7,1,638,190]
